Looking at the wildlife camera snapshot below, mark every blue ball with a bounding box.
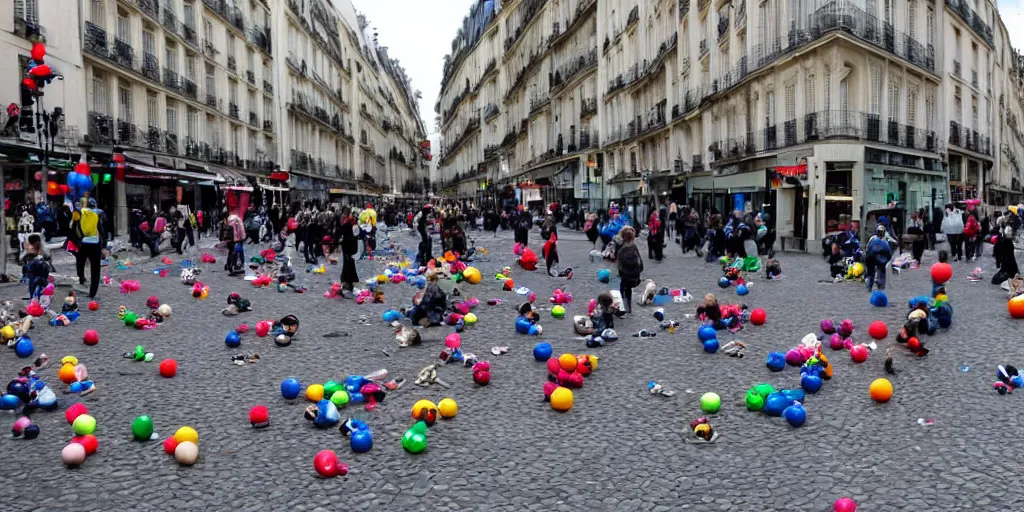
[717,277,731,288]
[781,388,806,403]
[597,269,611,283]
[350,428,373,453]
[14,338,33,358]
[765,351,786,372]
[870,290,888,307]
[698,325,718,342]
[0,394,20,409]
[280,378,301,399]
[703,338,719,353]
[762,393,789,416]
[382,310,401,323]
[736,284,749,296]
[344,375,365,393]
[225,331,241,348]
[516,316,532,334]
[783,403,807,427]
[533,342,553,361]
[800,373,823,393]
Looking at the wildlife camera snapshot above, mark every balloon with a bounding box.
[174,426,199,445]
[30,42,46,62]
[249,405,270,428]
[437,398,458,418]
[281,378,301,399]
[868,321,888,340]
[703,338,719,353]
[72,414,97,436]
[765,351,786,372]
[75,160,91,176]
[402,431,428,453]
[745,391,765,411]
[785,348,806,366]
[869,290,888,307]
[163,436,179,455]
[159,359,177,377]
[850,344,870,363]
[930,262,953,284]
[65,403,88,424]
[558,353,577,371]
[550,386,573,411]
[783,403,807,427]
[83,329,99,345]
[763,393,789,416]
[71,434,99,455]
[46,181,58,195]
[225,331,241,348]
[350,428,373,453]
[801,373,823,393]
[330,389,350,408]
[174,441,199,465]
[28,64,51,78]
[533,342,552,361]
[820,319,835,334]
[473,370,490,386]
[1009,295,1024,319]
[699,392,721,413]
[21,77,35,90]
[62,443,87,467]
[14,337,33,358]
[869,378,893,403]
[749,308,766,325]
[698,325,717,342]
[305,384,324,402]
[833,497,858,512]
[131,415,154,441]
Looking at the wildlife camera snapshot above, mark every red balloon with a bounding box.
[287,217,298,232]
[542,381,558,399]
[82,330,99,345]
[87,300,99,311]
[545,357,560,375]
[749,308,767,325]
[313,449,339,478]
[46,181,59,195]
[163,436,179,455]
[867,321,888,340]
[249,405,270,428]
[159,359,178,378]
[65,403,88,425]
[30,42,46,62]
[112,152,126,163]
[850,345,870,363]
[28,64,51,78]
[21,77,36,90]
[930,262,953,285]
[75,161,91,176]
[473,370,490,386]
[833,497,857,512]
[59,184,70,194]
[335,462,350,476]
[70,434,99,456]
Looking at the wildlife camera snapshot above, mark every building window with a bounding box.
[953,91,962,125]
[183,1,195,29]
[805,74,815,113]
[143,30,155,56]
[925,92,934,128]
[908,0,916,40]
[90,0,104,24]
[869,63,881,115]
[167,102,178,134]
[117,13,130,41]
[147,91,158,128]
[186,54,197,80]
[187,108,198,139]
[888,81,899,121]
[118,85,133,122]
[205,63,215,96]
[907,88,917,126]
[785,84,795,121]
[226,31,235,59]
[92,72,109,115]
[765,90,775,126]
[15,0,39,25]
[165,43,177,72]
[926,6,934,47]
[971,95,978,130]
[824,65,831,113]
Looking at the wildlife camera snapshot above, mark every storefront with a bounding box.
[685,169,768,215]
[862,165,947,232]
[125,164,223,214]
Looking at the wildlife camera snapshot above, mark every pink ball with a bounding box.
[444,333,461,349]
[527,292,536,303]
[82,330,99,345]
[556,369,571,385]
[546,357,560,375]
[843,338,854,350]
[255,322,270,337]
[828,333,844,350]
[798,345,815,360]
[785,348,806,366]
[820,319,835,334]
[542,381,558,398]
[833,497,857,512]
[236,324,249,334]
[850,344,870,363]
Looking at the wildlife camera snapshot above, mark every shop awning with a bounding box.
[687,170,766,192]
[256,177,289,192]
[129,163,224,182]
[207,164,249,184]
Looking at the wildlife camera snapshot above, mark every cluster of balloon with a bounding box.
[313,449,350,478]
[800,352,833,394]
[339,418,373,453]
[162,426,199,465]
[62,404,98,467]
[65,160,94,203]
[745,384,807,427]
[543,353,598,412]
[57,356,94,393]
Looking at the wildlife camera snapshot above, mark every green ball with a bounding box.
[329,389,350,408]
[131,415,154,441]
[72,414,97,436]
[133,345,146,361]
[124,312,138,326]
[699,392,722,414]
[410,420,428,435]
[402,432,427,453]
[323,381,341,399]
[745,391,765,411]
[551,305,565,318]
[753,383,775,398]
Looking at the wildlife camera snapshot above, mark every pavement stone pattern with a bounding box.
[2,226,1024,511]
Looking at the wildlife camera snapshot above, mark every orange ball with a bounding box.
[1009,295,1024,319]
[558,353,577,372]
[869,378,893,402]
[58,363,77,384]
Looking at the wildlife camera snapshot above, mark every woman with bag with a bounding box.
[339,207,359,296]
[942,204,965,261]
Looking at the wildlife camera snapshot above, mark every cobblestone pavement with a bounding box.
[2,227,1024,511]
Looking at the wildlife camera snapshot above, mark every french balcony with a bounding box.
[953,60,961,77]
[944,0,994,47]
[229,103,240,119]
[142,53,160,81]
[139,0,159,19]
[182,78,198,100]
[162,68,181,90]
[263,80,273,94]
[205,93,217,108]
[113,38,134,70]
[162,9,179,35]
[248,112,259,127]
[84,22,109,59]
[227,56,237,73]
[183,24,198,47]
[948,120,991,156]
[246,70,256,84]
[263,120,273,132]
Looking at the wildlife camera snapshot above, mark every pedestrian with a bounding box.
[414,204,434,267]
[514,206,531,247]
[865,224,893,292]
[339,207,359,296]
[941,204,965,261]
[226,211,246,276]
[70,199,105,298]
[993,226,1019,286]
[647,211,663,262]
[963,212,981,261]
[584,210,599,248]
[21,232,49,300]
[615,226,643,315]
[668,201,678,241]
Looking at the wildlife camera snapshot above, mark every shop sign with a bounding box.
[775,164,807,179]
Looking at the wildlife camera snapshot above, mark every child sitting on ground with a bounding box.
[828,243,845,281]
[404,273,448,327]
[696,293,745,332]
[765,257,782,279]
[592,292,617,331]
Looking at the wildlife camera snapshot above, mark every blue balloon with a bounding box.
[698,325,718,342]
[765,351,786,372]
[781,388,805,403]
[736,284,749,296]
[1012,375,1024,389]
[280,378,301,399]
[0,394,20,409]
[350,428,373,453]
[762,393,788,416]
[717,277,731,288]
[14,337,33,358]
[382,310,401,323]
[783,403,807,427]
[870,290,888,307]
[532,342,552,361]
[703,338,719,353]
[515,316,532,334]
[597,268,611,283]
[800,374,822,393]
[349,392,364,403]
[344,375,365,393]
[225,331,241,348]
[313,399,340,428]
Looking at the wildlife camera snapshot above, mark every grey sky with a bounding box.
[353,0,477,134]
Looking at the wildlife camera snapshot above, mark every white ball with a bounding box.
[174,441,199,465]
[62,443,87,467]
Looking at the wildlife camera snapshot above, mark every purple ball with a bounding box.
[838,319,854,337]
[843,338,854,350]
[820,319,835,334]
[785,348,806,367]
[828,333,844,350]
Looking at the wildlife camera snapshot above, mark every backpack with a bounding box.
[617,244,643,279]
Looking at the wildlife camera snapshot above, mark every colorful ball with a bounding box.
[869,378,893,403]
[717,277,730,288]
[158,359,177,378]
[249,405,270,428]
[0,325,15,340]
[833,497,858,512]
[462,266,482,284]
[765,351,786,372]
[558,353,578,372]
[83,330,100,345]
[820,319,836,334]
[801,373,823,394]
[163,436,179,455]
[464,312,478,325]
[745,391,765,411]
[62,442,87,467]
[702,338,719,353]
[828,333,844,350]
[72,414,96,436]
[783,403,807,427]
[330,390,350,408]
[736,284,749,296]
[473,370,491,386]
[225,331,241,348]
[762,393,788,416]
[749,308,766,325]
[753,383,775,398]
[71,434,98,455]
[174,426,199,445]
[551,305,565,318]
[65,403,88,424]
[305,384,325,402]
[550,386,574,412]
[698,325,717,342]
[174,441,199,465]
[14,337,33,358]
[597,269,611,283]
[87,300,99,311]
[869,290,888,307]
[930,262,953,285]
[868,320,888,340]
[411,400,437,420]
[131,415,154,441]
[1009,295,1024,319]
[785,348,806,366]
[350,429,373,453]
[281,378,301,399]
[699,392,721,414]
[58,363,78,384]
[850,344,870,363]
[438,398,458,419]
[533,342,553,361]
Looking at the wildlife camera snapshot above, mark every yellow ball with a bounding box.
[61,355,79,366]
[869,378,893,403]
[174,426,199,445]
[305,384,325,402]
[437,398,458,419]
[464,313,477,325]
[550,386,574,412]
[199,288,209,299]
[1,325,15,340]
[376,274,388,284]
[558,353,578,372]
[463,267,482,284]
[411,399,437,419]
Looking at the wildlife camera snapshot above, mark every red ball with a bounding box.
[575,360,591,377]
[83,330,99,345]
[163,436,179,455]
[473,370,491,386]
[542,381,558,399]
[833,497,857,512]
[546,357,560,375]
[564,372,585,389]
[907,337,922,352]
[65,403,88,425]
[556,369,571,385]
[236,324,250,334]
[158,359,178,378]
[313,449,339,478]
[749,308,767,326]
[867,321,888,340]
[850,345,870,363]
[87,301,99,311]
[70,434,99,455]
[249,405,270,428]
[930,262,953,285]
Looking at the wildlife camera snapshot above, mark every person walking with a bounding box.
[339,207,359,296]
[70,199,105,299]
[647,211,664,262]
[941,204,965,261]
[865,224,893,292]
[616,226,644,315]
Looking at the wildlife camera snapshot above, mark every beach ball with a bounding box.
[59,363,78,384]
[174,426,199,445]
[438,398,458,419]
[868,321,888,340]
[869,378,893,403]
[783,403,807,427]
[533,342,553,361]
[249,405,270,428]
[749,308,766,325]
[82,330,99,346]
[699,392,721,414]
[703,338,719,353]
[281,378,301,399]
[698,325,717,342]
[305,384,324,402]
[930,262,953,285]
[550,386,573,412]
[551,305,565,318]
[131,415,154,441]
[87,301,99,311]
[0,325,15,340]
